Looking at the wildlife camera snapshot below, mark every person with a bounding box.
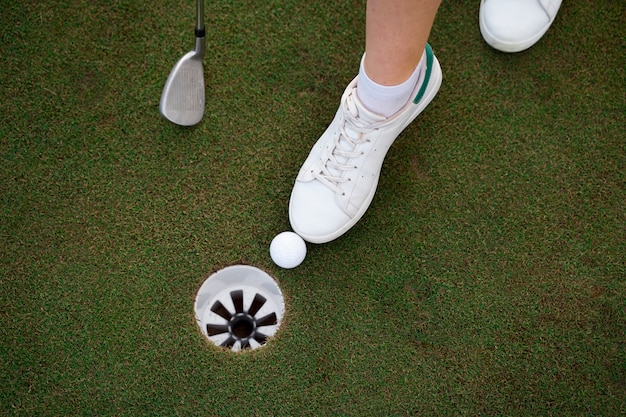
[289,0,562,244]
[480,0,562,52]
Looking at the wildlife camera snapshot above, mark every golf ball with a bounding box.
[270,232,307,269]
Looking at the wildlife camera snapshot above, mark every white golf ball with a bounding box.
[270,232,307,269]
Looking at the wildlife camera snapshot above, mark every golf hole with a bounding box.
[194,265,285,352]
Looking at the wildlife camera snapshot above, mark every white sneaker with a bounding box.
[289,44,442,244]
[480,0,562,53]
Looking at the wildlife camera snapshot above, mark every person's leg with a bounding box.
[357,0,442,117]
[289,0,443,244]
[364,0,441,86]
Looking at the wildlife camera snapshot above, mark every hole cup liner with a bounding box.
[194,265,285,352]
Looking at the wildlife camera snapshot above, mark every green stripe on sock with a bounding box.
[412,43,434,104]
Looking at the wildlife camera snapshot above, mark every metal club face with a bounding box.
[159,50,205,126]
[160,0,206,127]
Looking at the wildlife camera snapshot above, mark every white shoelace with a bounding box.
[312,90,376,195]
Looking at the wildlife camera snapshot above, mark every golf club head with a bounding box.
[160,44,205,126]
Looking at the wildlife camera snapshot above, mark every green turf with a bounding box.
[1,0,624,415]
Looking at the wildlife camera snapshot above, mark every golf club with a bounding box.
[159,0,206,126]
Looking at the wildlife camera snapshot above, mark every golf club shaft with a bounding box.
[195,0,206,57]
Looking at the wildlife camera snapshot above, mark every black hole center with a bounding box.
[230,315,255,339]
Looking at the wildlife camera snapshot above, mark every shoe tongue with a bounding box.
[327,91,386,179]
[350,91,387,123]
[342,91,385,140]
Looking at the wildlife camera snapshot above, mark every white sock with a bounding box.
[356,54,423,118]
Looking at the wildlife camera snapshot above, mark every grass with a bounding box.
[1,0,624,415]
